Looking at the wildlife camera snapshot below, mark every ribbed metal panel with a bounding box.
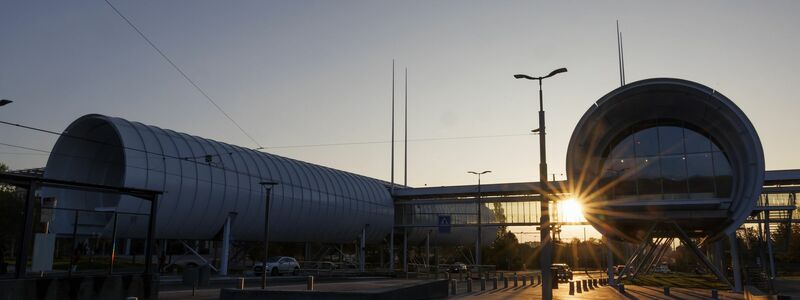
[43,114,393,243]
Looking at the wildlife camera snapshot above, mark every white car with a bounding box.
[254,256,301,276]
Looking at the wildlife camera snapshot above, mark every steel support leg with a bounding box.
[220,214,233,276]
[617,222,658,283]
[671,222,731,288]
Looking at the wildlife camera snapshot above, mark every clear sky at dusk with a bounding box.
[1,1,799,240]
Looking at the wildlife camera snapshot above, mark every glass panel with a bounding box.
[602,125,732,202]
[713,152,732,197]
[684,129,711,153]
[659,126,685,155]
[636,156,662,199]
[661,154,688,198]
[634,127,659,156]
[686,153,715,198]
[610,134,635,158]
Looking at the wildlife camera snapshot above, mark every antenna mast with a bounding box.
[617,20,626,86]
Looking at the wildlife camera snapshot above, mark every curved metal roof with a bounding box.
[43,114,393,243]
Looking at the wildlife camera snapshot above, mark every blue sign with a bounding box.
[438,215,451,233]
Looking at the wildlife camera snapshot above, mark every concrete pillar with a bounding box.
[389,228,394,271]
[359,226,366,272]
[125,238,131,255]
[220,214,233,276]
[729,232,742,292]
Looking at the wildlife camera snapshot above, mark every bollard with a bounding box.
[577,281,582,293]
[663,286,670,296]
[239,277,245,289]
[503,277,509,289]
[450,279,457,295]
[480,277,486,291]
[711,288,718,299]
[582,279,588,291]
[499,272,504,280]
[618,283,625,293]
[569,281,575,295]
[467,277,473,293]
[307,276,314,291]
[593,279,598,288]
[513,274,518,287]
[522,275,527,286]
[537,274,541,285]
[492,277,498,290]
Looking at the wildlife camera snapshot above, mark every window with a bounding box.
[601,122,731,201]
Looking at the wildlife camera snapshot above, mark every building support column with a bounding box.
[714,241,724,272]
[729,232,742,292]
[125,238,131,256]
[764,212,776,280]
[425,230,431,268]
[220,213,233,276]
[359,226,366,272]
[389,228,394,271]
[403,229,408,273]
[606,237,615,285]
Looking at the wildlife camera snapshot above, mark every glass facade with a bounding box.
[602,122,732,200]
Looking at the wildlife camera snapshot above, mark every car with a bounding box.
[551,263,573,281]
[253,256,300,276]
[448,262,468,273]
[653,264,671,274]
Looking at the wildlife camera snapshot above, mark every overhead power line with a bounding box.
[262,133,532,149]
[102,0,263,149]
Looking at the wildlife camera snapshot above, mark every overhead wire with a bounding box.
[101,0,264,149]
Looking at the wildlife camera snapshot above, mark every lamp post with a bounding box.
[514,67,567,300]
[0,99,12,107]
[468,170,491,267]
[259,181,278,289]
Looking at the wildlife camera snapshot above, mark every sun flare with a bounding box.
[557,198,586,223]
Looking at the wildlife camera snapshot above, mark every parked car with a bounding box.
[551,263,573,281]
[653,264,671,274]
[448,262,468,273]
[253,256,300,276]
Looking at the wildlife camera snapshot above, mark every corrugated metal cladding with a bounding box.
[43,114,393,243]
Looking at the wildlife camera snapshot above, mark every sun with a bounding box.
[557,198,586,223]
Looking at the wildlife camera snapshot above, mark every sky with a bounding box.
[2,1,799,240]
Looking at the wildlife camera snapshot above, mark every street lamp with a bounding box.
[514,67,567,300]
[259,181,279,289]
[468,170,491,267]
[0,99,12,107]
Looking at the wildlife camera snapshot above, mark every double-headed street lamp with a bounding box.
[259,181,279,289]
[514,67,567,300]
[468,170,491,267]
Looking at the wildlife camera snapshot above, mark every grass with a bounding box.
[622,273,730,290]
